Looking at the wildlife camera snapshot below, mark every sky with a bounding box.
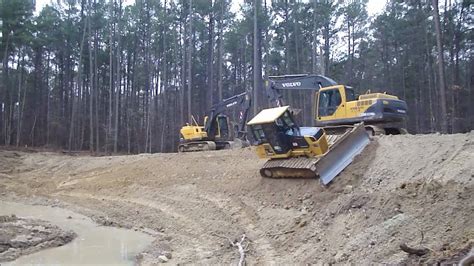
[36,0,388,17]
[366,0,387,16]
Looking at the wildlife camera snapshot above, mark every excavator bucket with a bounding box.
[259,123,370,185]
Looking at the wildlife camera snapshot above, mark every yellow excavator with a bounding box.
[179,92,251,152]
[265,74,408,135]
[246,74,407,183]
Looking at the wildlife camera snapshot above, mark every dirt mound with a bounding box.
[0,215,76,262]
[0,132,472,264]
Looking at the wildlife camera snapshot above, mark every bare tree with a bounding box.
[431,0,448,133]
[253,0,260,115]
[187,0,193,124]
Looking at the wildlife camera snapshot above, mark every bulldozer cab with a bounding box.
[248,106,300,155]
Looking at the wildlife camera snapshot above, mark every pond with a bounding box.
[0,201,153,265]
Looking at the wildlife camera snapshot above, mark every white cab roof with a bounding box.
[247,106,289,125]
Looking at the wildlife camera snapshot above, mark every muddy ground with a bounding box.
[0,133,473,264]
[0,215,76,262]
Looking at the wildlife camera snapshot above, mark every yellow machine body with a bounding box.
[254,134,329,159]
[180,124,208,141]
[265,75,408,135]
[313,85,407,134]
[179,115,228,141]
[247,106,371,184]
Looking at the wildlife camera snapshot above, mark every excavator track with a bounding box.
[178,141,217,152]
[260,123,370,185]
[324,123,406,136]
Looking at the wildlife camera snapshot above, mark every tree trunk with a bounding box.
[431,0,448,133]
[88,1,94,153]
[69,11,88,152]
[217,0,224,102]
[311,0,318,74]
[46,52,51,146]
[94,19,100,153]
[187,0,193,124]
[107,0,115,153]
[253,0,260,115]
[114,0,122,152]
[16,49,24,147]
[207,0,214,106]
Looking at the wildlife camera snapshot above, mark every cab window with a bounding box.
[345,87,356,101]
[251,125,266,141]
[318,89,342,116]
[281,111,295,127]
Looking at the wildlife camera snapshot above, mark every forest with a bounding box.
[0,0,472,153]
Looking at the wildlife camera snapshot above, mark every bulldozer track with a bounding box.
[260,157,320,179]
[260,123,370,184]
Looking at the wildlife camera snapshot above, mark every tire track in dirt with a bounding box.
[53,191,216,262]
[53,188,276,263]
[200,193,280,263]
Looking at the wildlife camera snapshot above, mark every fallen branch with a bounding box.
[266,229,295,237]
[229,234,247,266]
[400,243,429,256]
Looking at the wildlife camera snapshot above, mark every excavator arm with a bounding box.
[204,91,251,140]
[265,74,337,107]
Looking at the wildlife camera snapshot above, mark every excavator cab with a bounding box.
[207,114,231,140]
[315,85,355,120]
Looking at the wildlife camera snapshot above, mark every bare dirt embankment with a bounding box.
[0,132,473,264]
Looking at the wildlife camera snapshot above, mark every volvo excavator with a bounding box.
[265,74,408,135]
[246,74,407,183]
[179,92,251,152]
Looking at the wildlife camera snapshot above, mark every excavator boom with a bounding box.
[265,74,337,107]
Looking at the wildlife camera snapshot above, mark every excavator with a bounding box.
[265,74,408,135]
[247,74,407,183]
[179,91,251,152]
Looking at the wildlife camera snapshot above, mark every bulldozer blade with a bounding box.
[316,123,370,185]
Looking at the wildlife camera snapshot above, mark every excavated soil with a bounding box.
[0,132,473,264]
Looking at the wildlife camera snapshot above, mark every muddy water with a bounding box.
[0,201,153,265]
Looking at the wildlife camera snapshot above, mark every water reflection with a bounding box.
[0,201,153,265]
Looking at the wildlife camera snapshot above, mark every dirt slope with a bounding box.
[0,132,473,264]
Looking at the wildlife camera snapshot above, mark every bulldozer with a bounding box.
[265,74,408,135]
[179,92,251,152]
[247,105,370,184]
